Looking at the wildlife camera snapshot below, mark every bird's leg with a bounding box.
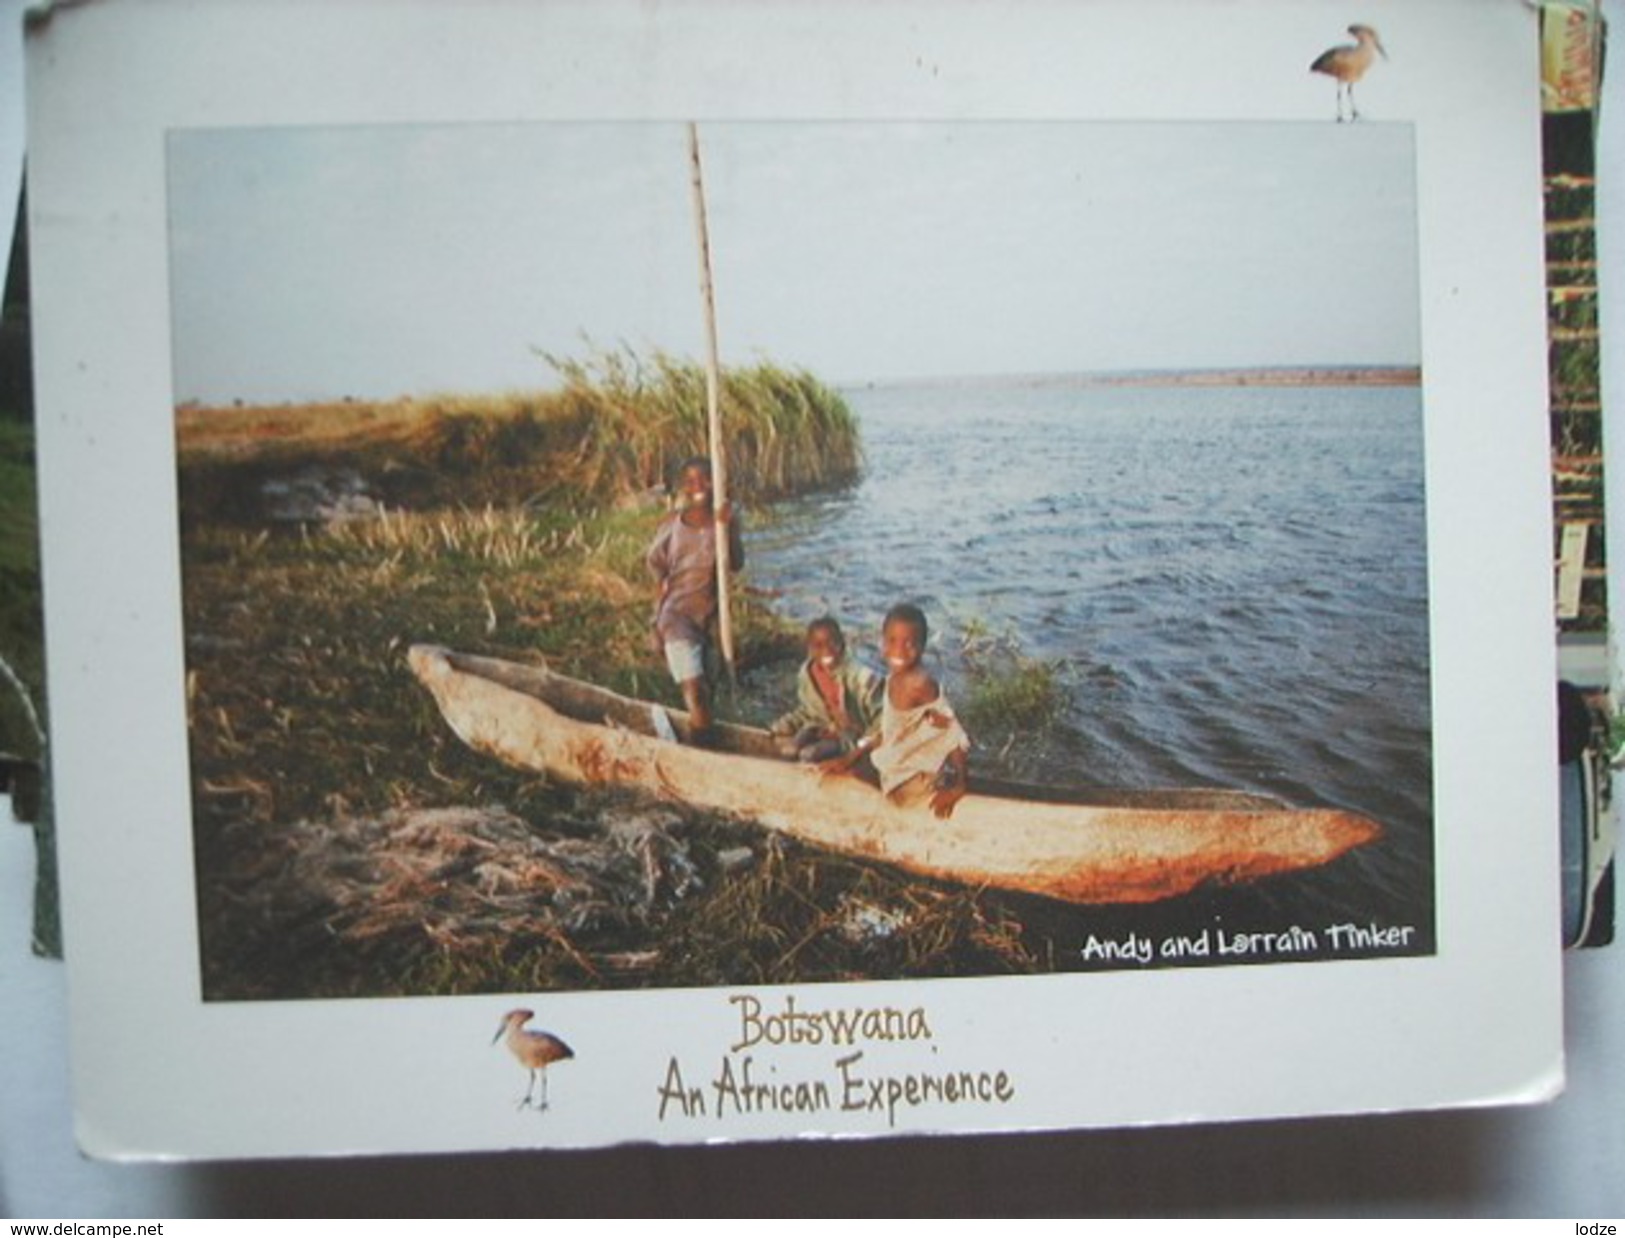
[540,1071,550,1112]
[517,1069,538,1110]
[1349,85,1361,121]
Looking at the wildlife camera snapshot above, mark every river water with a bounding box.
[748,377,1434,968]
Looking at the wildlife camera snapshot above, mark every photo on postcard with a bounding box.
[167,120,1432,1002]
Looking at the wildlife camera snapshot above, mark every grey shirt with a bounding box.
[647,510,744,644]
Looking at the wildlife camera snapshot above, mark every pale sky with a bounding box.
[167,120,1419,405]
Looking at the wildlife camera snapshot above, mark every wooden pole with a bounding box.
[686,122,736,682]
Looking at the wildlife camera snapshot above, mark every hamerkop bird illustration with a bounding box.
[1311,24,1388,122]
[493,1008,575,1111]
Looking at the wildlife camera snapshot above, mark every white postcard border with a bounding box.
[25,0,1560,1159]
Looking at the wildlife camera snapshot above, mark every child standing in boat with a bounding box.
[823,603,969,819]
[647,456,743,740]
[770,616,884,763]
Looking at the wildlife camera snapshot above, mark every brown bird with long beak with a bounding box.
[1311,24,1388,122]
[493,1008,574,1111]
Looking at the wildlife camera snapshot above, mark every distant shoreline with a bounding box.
[849,366,1422,392]
[1093,366,1422,389]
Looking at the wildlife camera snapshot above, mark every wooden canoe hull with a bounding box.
[408,645,1381,905]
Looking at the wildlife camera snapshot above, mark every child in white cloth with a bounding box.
[823,603,969,819]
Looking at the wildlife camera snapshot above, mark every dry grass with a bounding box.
[327,505,557,568]
[655,838,1037,988]
[176,395,456,461]
[176,348,861,526]
[198,790,1037,1000]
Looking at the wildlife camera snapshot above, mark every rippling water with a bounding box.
[750,377,1434,963]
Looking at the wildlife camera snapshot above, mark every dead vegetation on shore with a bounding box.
[199,798,1035,1000]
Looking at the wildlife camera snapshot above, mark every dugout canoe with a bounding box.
[407,645,1381,905]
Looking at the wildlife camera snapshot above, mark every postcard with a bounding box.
[27,0,1562,1157]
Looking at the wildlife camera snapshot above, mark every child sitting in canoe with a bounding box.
[646,456,743,740]
[770,616,884,764]
[822,603,969,819]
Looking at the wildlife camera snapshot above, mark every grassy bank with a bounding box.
[182,355,1059,999]
[178,349,861,524]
